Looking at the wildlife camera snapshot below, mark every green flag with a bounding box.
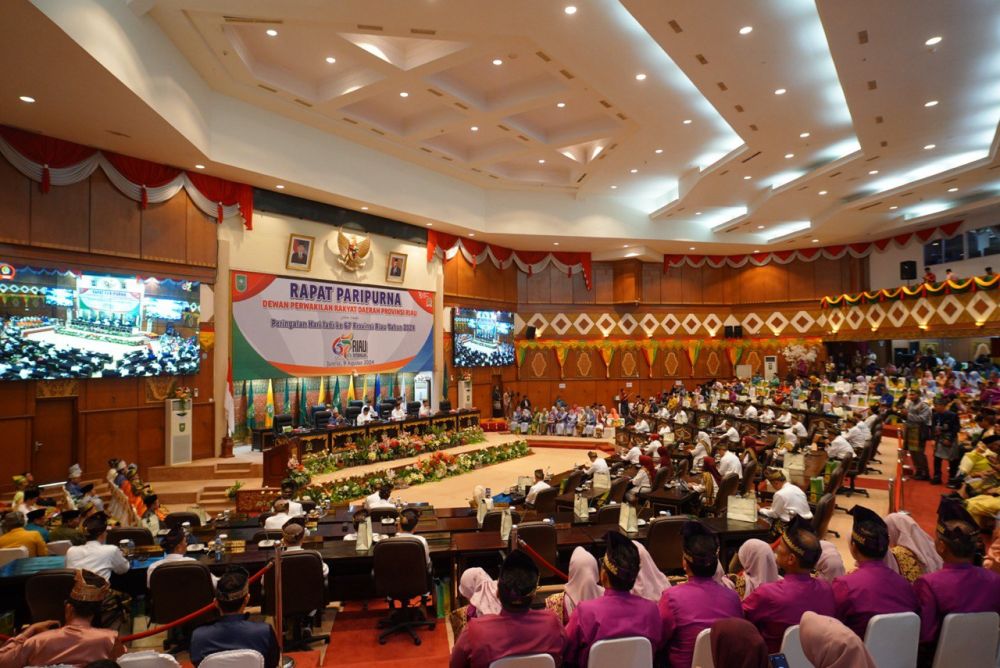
[246,380,256,430]
[283,379,290,415]
[298,377,308,426]
[441,363,449,401]
[386,373,395,400]
[332,376,341,411]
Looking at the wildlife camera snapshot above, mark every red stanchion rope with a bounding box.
[515,538,569,582]
[0,561,274,645]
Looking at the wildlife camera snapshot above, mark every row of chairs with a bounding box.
[112,649,265,667]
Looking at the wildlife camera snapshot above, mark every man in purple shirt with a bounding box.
[743,514,836,653]
[914,497,1000,663]
[832,505,919,637]
[450,550,565,668]
[658,521,743,667]
[564,531,661,667]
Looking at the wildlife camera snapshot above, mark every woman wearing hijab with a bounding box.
[691,431,711,470]
[631,540,670,602]
[626,455,655,503]
[815,540,846,582]
[732,539,781,599]
[699,456,722,507]
[884,512,943,582]
[709,618,769,668]
[451,567,502,635]
[799,611,877,668]
[546,547,603,624]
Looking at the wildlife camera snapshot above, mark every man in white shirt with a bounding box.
[716,443,743,480]
[525,469,551,506]
[264,499,292,531]
[356,405,373,425]
[644,434,663,460]
[364,484,395,511]
[278,485,304,517]
[390,402,406,421]
[759,470,813,523]
[776,410,792,426]
[65,513,130,581]
[744,404,758,419]
[281,523,329,580]
[674,409,688,424]
[789,418,808,441]
[826,431,855,460]
[759,407,775,423]
[395,509,431,569]
[844,417,867,450]
[147,526,219,588]
[634,418,650,434]
[623,443,643,465]
[418,400,432,417]
[723,424,741,444]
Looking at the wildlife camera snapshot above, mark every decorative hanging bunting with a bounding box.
[640,341,658,377]
[821,274,1000,308]
[597,341,615,378]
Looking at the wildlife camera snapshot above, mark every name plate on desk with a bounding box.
[727,495,758,523]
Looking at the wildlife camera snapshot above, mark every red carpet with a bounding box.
[894,438,953,534]
[326,603,451,667]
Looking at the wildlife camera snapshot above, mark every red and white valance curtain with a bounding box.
[663,221,963,270]
[427,230,592,289]
[0,125,253,229]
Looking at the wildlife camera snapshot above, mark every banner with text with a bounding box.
[231,270,435,380]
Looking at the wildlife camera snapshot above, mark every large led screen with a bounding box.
[452,308,515,367]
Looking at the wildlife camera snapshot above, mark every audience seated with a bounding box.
[0,511,48,556]
[66,513,130,581]
[709,617,770,668]
[146,526,220,588]
[799,611,877,668]
[545,547,603,624]
[190,569,280,668]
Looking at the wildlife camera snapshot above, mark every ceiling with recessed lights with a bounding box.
[3,0,1000,257]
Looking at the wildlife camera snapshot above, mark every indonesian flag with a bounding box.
[225,359,235,437]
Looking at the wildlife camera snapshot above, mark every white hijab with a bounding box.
[631,540,671,601]
[713,562,738,591]
[460,567,501,616]
[738,538,781,597]
[564,547,603,617]
[885,512,943,574]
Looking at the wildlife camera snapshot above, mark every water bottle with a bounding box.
[127,539,135,557]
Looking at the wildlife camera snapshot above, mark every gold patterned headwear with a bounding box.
[70,570,109,602]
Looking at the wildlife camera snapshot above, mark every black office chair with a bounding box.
[373,536,436,645]
[515,521,559,579]
[163,512,201,530]
[26,569,76,624]
[309,404,327,422]
[481,510,521,532]
[406,401,421,417]
[812,493,839,539]
[604,476,629,505]
[273,413,293,433]
[149,561,217,651]
[108,527,154,547]
[560,470,586,495]
[646,517,686,573]
[439,400,452,412]
[345,407,361,424]
[262,550,330,650]
[313,410,332,428]
[348,400,364,410]
[738,460,758,497]
[529,486,558,515]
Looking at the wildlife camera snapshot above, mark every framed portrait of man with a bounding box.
[286,234,315,271]
[385,251,407,283]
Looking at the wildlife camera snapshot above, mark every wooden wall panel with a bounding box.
[787,261,815,301]
[814,257,843,299]
[185,198,218,267]
[137,408,166,474]
[192,404,215,460]
[549,264,573,304]
[0,158,30,244]
[641,263,661,304]
[525,268,551,303]
[0,419,31,482]
[681,264,704,303]
[83,411,139,475]
[661,265,683,303]
[141,194,187,263]
[90,169,140,258]
[30,179,90,251]
[82,379,139,411]
[612,260,641,303]
[571,271,595,304]
[593,263,614,303]
[0,382,32,417]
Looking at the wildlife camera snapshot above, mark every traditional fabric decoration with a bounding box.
[427,230,592,289]
[0,125,253,229]
[821,274,1000,308]
[336,229,373,271]
[663,221,962,270]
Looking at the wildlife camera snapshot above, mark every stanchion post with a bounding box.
[273,542,294,668]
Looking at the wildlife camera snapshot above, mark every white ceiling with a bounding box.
[4,0,1000,257]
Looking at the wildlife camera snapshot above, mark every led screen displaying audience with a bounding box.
[452,308,515,367]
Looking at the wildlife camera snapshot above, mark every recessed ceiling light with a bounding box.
[468,233,475,237]
[753,250,760,253]
[784,153,794,159]
[275,184,285,189]
[399,91,409,98]
[925,36,942,46]
[610,185,618,189]
[947,187,959,192]
[811,239,819,243]
[818,190,828,195]
[924,100,938,107]
[325,57,336,64]
[18,95,35,103]
[538,159,546,164]
[426,223,433,227]
[655,148,663,154]
[630,168,638,174]
[757,225,765,229]
[799,131,810,138]
[265,29,278,37]
[743,175,752,180]
[889,205,898,210]
[361,206,369,210]
[556,102,566,108]
[564,5,577,15]
[635,73,647,81]
[194,164,205,170]
[553,242,560,245]
[471,126,479,132]
[624,244,629,248]
[682,119,692,125]
[695,211,702,215]
[924,143,936,150]
[492,58,503,66]
[739,26,753,35]
[868,170,879,175]
[689,246,696,251]
[774,88,787,95]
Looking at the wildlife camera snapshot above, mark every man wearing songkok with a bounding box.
[0,510,48,556]
[831,506,918,637]
[25,507,50,541]
[902,390,932,480]
[914,497,1000,660]
[0,569,125,667]
[584,451,609,477]
[190,568,279,667]
[140,494,161,534]
[147,525,219,588]
[564,532,661,666]
[450,550,565,667]
[658,521,742,667]
[743,515,836,652]
[931,396,962,485]
[759,469,812,524]
[66,512,129,580]
[49,509,87,545]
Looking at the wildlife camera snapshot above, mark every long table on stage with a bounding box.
[260,409,482,486]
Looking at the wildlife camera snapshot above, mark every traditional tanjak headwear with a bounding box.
[216,567,251,602]
[71,569,109,602]
[781,514,822,567]
[681,520,719,572]
[850,505,890,558]
[936,496,980,554]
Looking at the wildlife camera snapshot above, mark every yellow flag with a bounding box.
[347,374,355,401]
[362,375,368,403]
[317,376,326,406]
[264,379,275,429]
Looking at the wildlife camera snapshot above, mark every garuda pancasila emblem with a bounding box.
[336,230,372,271]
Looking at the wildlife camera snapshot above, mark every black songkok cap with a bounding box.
[849,505,889,556]
[780,514,821,565]
[681,520,719,569]
[936,496,978,541]
[603,530,640,582]
[26,508,46,522]
[160,525,185,552]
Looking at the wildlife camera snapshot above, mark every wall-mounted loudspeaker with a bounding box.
[724,325,744,339]
[525,325,537,340]
[900,261,917,281]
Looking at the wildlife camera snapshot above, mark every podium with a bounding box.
[165,399,193,465]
